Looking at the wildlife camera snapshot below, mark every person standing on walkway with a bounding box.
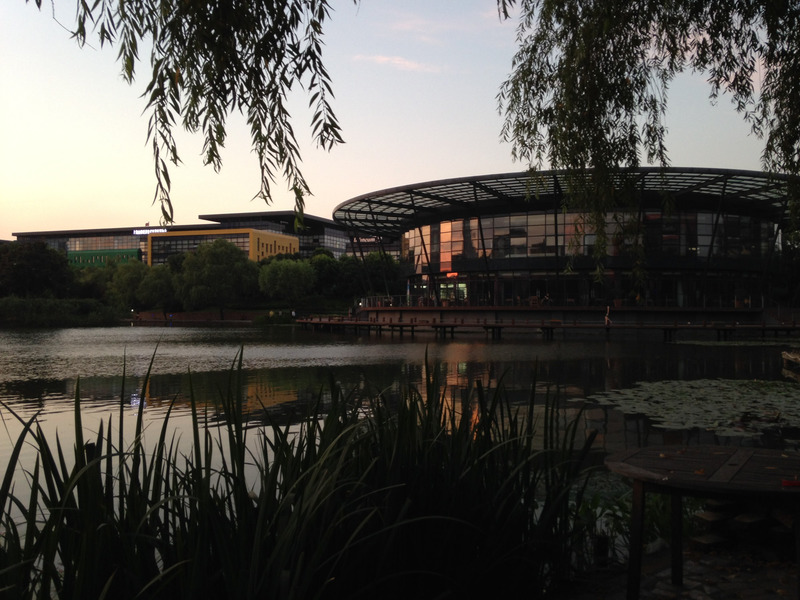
[605,305,612,326]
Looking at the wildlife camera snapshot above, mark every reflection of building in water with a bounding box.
[150,372,323,416]
[423,358,594,445]
[243,376,304,412]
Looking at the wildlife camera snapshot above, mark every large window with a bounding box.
[401,209,770,277]
[150,233,251,265]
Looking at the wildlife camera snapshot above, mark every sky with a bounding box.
[0,1,767,242]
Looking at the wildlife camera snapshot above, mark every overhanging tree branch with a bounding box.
[497,0,800,264]
[498,0,800,182]
[32,0,352,223]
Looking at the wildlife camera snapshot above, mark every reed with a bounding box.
[0,350,597,599]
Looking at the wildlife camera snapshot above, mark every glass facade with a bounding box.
[68,234,144,252]
[16,231,153,264]
[15,212,348,266]
[68,248,142,267]
[150,233,250,265]
[197,213,350,258]
[401,209,779,308]
[294,226,348,258]
[149,230,297,265]
[406,211,774,265]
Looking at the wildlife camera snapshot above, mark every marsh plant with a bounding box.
[0,352,597,599]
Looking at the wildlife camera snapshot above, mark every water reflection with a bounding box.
[0,327,796,457]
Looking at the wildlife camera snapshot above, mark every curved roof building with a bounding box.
[333,168,793,309]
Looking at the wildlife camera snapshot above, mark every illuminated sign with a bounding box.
[132,228,168,235]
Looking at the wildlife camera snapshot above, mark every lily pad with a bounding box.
[576,379,800,439]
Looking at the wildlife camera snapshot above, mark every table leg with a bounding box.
[670,493,683,586]
[627,480,646,600]
[794,515,800,600]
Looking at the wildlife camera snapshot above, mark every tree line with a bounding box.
[0,239,405,326]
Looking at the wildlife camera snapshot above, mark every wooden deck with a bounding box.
[785,351,800,383]
[297,315,800,341]
[606,446,800,600]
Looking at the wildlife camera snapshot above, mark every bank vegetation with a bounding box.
[0,240,405,328]
[0,355,603,599]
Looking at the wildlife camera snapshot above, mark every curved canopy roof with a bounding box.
[333,168,793,236]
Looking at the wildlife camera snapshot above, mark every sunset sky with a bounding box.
[1,0,766,242]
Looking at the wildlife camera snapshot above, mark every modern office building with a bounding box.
[14,226,159,266]
[14,211,345,265]
[198,211,349,258]
[148,228,297,265]
[333,168,794,309]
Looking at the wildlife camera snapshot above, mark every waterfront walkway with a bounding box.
[297,315,800,341]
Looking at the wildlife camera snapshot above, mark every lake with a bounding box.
[1,326,799,464]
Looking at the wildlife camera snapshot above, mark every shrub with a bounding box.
[0,296,119,328]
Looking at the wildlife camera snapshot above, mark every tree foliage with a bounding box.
[178,239,259,317]
[259,258,316,306]
[73,263,116,300]
[309,252,340,294]
[107,259,149,310]
[0,242,74,298]
[32,0,351,222]
[362,251,405,297]
[497,0,800,217]
[136,264,178,316]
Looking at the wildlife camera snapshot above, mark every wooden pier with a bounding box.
[297,315,800,342]
[784,351,800,382]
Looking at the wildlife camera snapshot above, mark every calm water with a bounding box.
[0,326,796,461]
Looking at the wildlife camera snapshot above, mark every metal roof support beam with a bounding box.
[350,232,376,298]
[410,193,438,304]
[700,178,728,309]
[552,172,562,298]
[473,185,494,305]
[471,180,516,204]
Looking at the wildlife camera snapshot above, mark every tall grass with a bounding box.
[0,351,597,599]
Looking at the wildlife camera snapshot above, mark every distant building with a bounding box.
[15,225,161,266]
[148,228,297,265]
[198,211,349,258]
[13,211,345,265]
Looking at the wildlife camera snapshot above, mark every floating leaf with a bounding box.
[576,379,800,440]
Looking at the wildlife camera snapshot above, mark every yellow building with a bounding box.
[147,228,298,266]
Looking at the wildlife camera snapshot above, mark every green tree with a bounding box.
[336,254,367,300]
[497,0,800,221]
[107,260,149,310]
[259,259,316,306]
[0,242,74,298]
[166,252,186,275]
[136,264,178,317]
[73,263,115,301]
[363,252,404,297]
[309,252,341,297]
[178,240,259,318]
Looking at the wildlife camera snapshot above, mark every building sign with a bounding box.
[132,228,168,235]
